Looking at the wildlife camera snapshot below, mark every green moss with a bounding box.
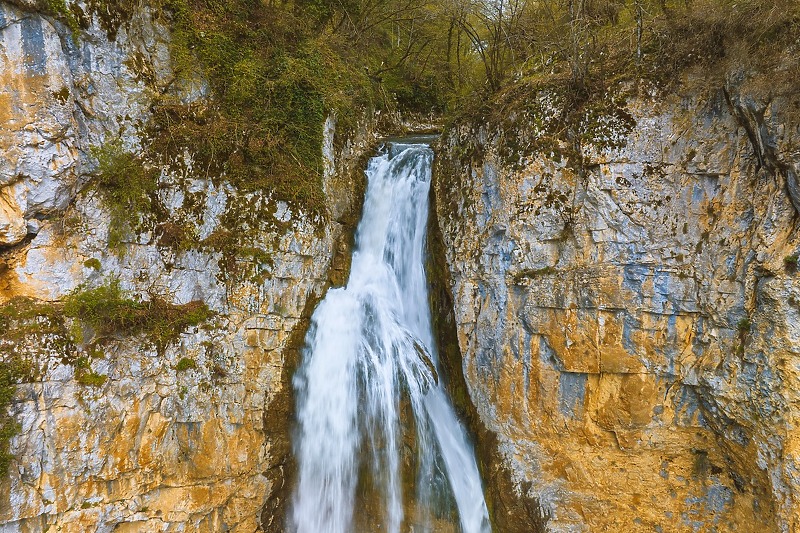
[91,141,159,253]
[174,357,197,372]
[83,258,101,270]
[784,254,798,271]
[63,279,214,353]
[44,0,80,35]
[737,318,751,333]
[76,370,107,387]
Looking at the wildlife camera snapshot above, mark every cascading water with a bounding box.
[290,141,491,533]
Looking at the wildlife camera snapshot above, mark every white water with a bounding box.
[290,142,491,533]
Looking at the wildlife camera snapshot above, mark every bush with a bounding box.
[64,279,214,353]
[175,357,197,372]
[83,258,102,270]
[737,318,751,333]
[91,142,159,249]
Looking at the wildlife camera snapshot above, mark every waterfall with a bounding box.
[290,141,491,533]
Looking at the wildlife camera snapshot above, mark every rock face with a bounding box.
[435,78,800,532]
[0,1,374,530]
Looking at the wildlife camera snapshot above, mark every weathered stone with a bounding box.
[0,2,379,531]
[435,78,800,532]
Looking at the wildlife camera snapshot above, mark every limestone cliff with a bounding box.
[435,73,800,532]
[0,1,376,530]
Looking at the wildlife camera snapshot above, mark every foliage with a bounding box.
[785,254,798,270]
[44,0,80,34]
[52,0,800,227]
[83,258,102,270]
[91,141,159,250]
[63,279,214,353]
[146,0,377,213]
[174,357,197,371]
[737,318,751,333]
[73,356,108,387]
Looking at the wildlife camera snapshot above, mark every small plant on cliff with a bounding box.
[44,0,80,36]
[72,356,108,387]
[785,254,798,272]
[83,258,102,270]
[63,279,214,353]
[90,141,159,251]
[174,357,197,372]
[737,318,752,333]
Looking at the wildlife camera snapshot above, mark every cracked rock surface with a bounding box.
[435,80,800,532]
[0,2,374,531]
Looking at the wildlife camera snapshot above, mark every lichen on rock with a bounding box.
[435,72,800,532]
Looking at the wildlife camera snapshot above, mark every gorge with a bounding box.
[1,0,799,531]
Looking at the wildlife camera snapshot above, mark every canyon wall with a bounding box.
[0,2,373,530]
[434,75,800,532]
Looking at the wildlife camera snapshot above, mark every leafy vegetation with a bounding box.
[64,0,793,255]
[143,0,378,214]
[0,282,213,477]
[737,318,751,333]
[63,279,214,353]
[83,258,102,270]
[73,357,108,387]
[174,357,197,372]
[91,142,159,251]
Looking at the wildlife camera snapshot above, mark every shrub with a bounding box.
[175,357,197,372]
[737,318,751,333]
[83,258,102,270]
[63,279,214,353]
[91,141,159,250]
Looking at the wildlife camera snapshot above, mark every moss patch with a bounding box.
[63,279,214,353]
[90,141,159,252]
[83,258,101,270]
[174,357,197,371]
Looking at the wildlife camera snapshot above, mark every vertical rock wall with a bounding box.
[0,2,375,530]
[434,78,800,532]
